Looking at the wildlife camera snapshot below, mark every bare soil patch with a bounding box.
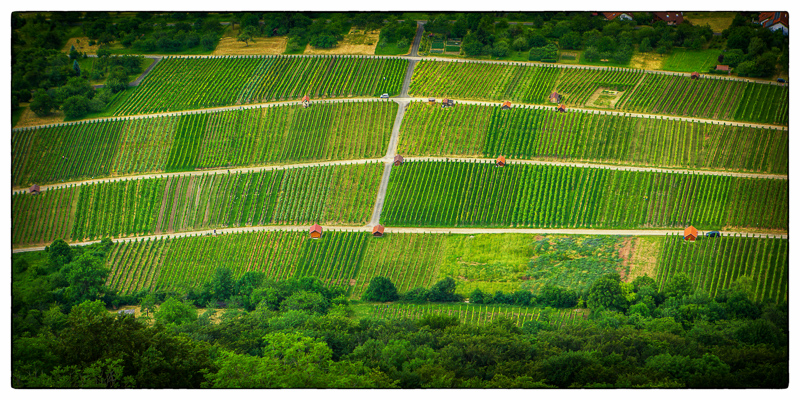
[587,88,625,108]
[629,52,666,70]
[62,36,102,54]
[617,237,634,280]
[213,36,287,55]
[625,237,662,282]
[304,28,380,55]
[15,105,65,128]
[684,12,736,33]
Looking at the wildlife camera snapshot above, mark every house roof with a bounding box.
[558,103,566,109]
[310,224,322,234]
[691,71,700,76]
[653,12,684,24]
[684,226,698,237]
[502,101,511,107]
[302,95,310,102]
[30,184,40,192]
[716,65,730,71]
[602,12,632,20]
[549,92,559,99]
[394,154,404,162]
[372,225,385,235]
[759,12,788,28]
[496,156,506,164]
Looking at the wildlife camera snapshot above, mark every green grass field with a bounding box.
[662,48,720,73]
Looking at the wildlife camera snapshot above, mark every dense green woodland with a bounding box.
[12,240,788,388]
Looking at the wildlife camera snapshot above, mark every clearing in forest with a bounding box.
[303,28,380,55]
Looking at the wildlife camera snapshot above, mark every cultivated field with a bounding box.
[398,102,788,174]
[409,61,789,125]
[212,36,288,55]
[381,161,788,230]
[12,163,383,246]
[12,101,396,187]
[113,56,408,115]
[362,303,589,328]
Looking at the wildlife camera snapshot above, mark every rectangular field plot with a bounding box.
[655,235,787,304]
[12,101,396,187]
[12,163,383,247]
[398,102,788,174]
[381,161,788,230]
[114,56,408,116]
[105,230,368,295]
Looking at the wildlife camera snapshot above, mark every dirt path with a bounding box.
[11,225,787,254]
[129,56,163,86]
[404,157,788,180]
[410,22,424,57]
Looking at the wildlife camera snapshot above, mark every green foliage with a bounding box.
[427,277,462,302]
[362,277,400,302]
[587,274,628,312]
[155,297,197,326]
[30,89,56,116]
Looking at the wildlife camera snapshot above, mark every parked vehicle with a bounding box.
[777,78,786,83]
[380,93,390,98]
[706,231,721,238]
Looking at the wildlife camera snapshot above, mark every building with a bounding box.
[716,65,731,75]
[394,155,404,166]
[602,12,634,21]
[428,97,436,105]
[557,104,567,113]
[684,226,698,241]
[372,225,385,237]
[29,184,40,195]
[309,224,323,239]
[653,12,685,25]
[691,72,700,79]
[501,101,512,110]
[758,12,788,35]
[496,156,506,167]
[302,95,311,108]
[549,92,561,103]
[441,98,454,108]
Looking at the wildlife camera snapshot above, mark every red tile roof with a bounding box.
[684,226,698,239]
[502,101,511,107]
[602,12,633,20]
[759,12,788,28]
[372,225,385,235]
[653,12,684,24]
[302,95,310,102]
[496,156,506,165]
[716,65,730,71]
[309,224,322,234]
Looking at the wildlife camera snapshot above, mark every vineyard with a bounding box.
[113,56,408,115]
[409,61,788,124]
[617,73,789,125]
[655,234,788,304]
[361,302,589,328]
[381,161,788,230]
[12,163,383,247]
[105,230,369,295]
[12,101,396,187]
[398,102,788,174]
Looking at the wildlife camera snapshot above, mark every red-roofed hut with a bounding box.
[29,184,40,195]
[394,155,404,166]
[496,156,506,167]
[557,104,567,113]
[691,72,700,79]
[309,224,323,239]
[501,101,512,110]
[372,225,385,237]
[684,226,698,241]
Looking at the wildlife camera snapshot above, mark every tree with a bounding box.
[155,297,197,326]
[362,277,399,302]
[587,274,628,311]
[639,37,653,52]
[664,273,692,299]
[512,36,529,51]
[559,31,582,50]
[279,291,330,314]
[30,89,56,116]
[427,277,461,302]
[236,31,253,46]
[72,59,81,76]
[60,252,109,304]
[584,46,601,62]
[48,239,74,270]
[61,95,90,119]
[492,41,509,57]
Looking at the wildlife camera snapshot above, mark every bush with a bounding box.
[427,277,462,302]
[403,287,429,303]
[362,277,399,302]
[61,95,90,119]
[529,43,558,61]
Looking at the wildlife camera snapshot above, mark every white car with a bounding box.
[380,93,390,98]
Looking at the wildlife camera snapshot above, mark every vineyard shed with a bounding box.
[302,95,311,108]
[310,224,323,239]
[372,225,385,237]
[496,156,506,167]
[684,226,698,241]
[557,104,567,113]
[29,184,40,195]
[442,98,454,108]
[716,65,731,74]
[428,98,436,105]
[394,155,404,166]
[691,72,700,79]
[549,92,561,103]
[501,101,512,110]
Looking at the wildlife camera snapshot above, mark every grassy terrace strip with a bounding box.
[381,161,788,230]
[12,163,383,247]
[408,60,788,125]
[12,101,396,187]
[656,235,788,304]
[359,303,589,328]
[112,55,408,116]
[398,102,788,174]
